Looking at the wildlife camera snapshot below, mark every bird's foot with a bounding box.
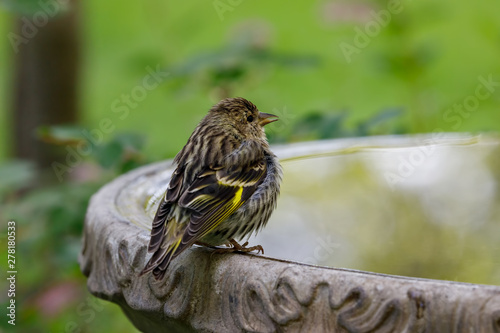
[212,238,264,255]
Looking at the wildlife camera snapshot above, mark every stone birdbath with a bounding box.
[79,134,500,332]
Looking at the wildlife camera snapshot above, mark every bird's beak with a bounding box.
[258,112,279,126]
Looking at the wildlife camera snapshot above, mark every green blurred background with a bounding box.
[0,0,499,331]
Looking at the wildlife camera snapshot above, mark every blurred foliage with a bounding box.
[267,107,405,143]
[0,160,35,200]
[168,35,320,99]
[0,131,147,333]
[38,126,147,173]
[2,0,500,160]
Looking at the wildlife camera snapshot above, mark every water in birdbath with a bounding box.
[249,134,500,286]
[138,134,500,286]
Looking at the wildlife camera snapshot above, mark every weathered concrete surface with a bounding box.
[80,137,500,332]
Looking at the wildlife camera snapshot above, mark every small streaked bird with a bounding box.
[141,97,283,280]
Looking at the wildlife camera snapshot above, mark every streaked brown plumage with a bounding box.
[141,97,283,280]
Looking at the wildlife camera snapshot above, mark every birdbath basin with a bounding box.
[80,134,500,332]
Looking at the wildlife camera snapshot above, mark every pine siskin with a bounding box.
[141,97,283,280]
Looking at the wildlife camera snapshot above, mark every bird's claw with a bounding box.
[211,239,264,258]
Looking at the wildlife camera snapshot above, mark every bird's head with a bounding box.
[208,97,279,141]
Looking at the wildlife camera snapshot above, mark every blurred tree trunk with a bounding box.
[12,0,80,173]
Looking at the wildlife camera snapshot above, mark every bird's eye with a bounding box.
[247,115,254,122]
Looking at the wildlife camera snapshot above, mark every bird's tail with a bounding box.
[140,237,182,280]
[140,200,184,280]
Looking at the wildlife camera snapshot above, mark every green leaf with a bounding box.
[356,108,403,136]
[113,133,146,151]
[292,111,349,140]
[93,141,124,169]
[318,112,349,139]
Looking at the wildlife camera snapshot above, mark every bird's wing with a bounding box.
[175,158,267,253]
[142,158,267,279]
[146,165,185,254]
